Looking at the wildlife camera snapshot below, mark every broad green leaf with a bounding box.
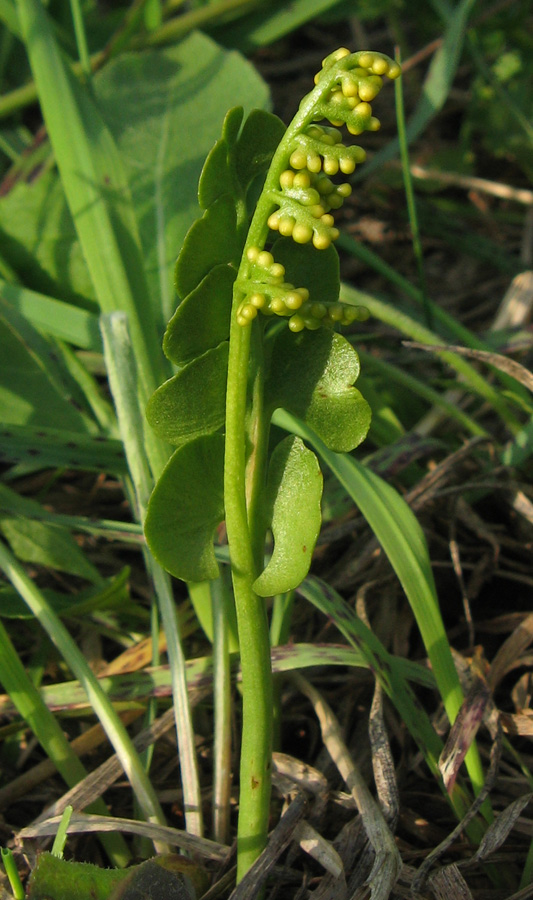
[254,436,322,597]
[175,195,240,299]
[235,108,286,191]
[273,238,340,306]
[145,434,225,582]
[266,328,371,452]
[26,852,208,900]
[93,35,269,327]
[0,34,270,336]
[163,264,234,367]
[0,423,126,472]
[0,170,94,304]
[146,342,229,446]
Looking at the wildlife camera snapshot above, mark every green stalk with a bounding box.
[68,0,91,79]
[270,591,295,750]
[224,304,273,879]
[1,848,25,900]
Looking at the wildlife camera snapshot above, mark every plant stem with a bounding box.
[224,304,273,879]
[68,0,91,79]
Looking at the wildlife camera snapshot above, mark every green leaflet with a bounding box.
[145,434,225,583]
[266,327,371,453]
[175,194,240,299]
[163,264,234,366]
[198,106,244,209]
[254,436,322,597]
[198,106,285,208]
[147,342,229,447]
[234,108,286,191]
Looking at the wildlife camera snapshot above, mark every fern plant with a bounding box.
[144,48,401,880]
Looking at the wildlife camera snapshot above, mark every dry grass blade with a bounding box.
[29,707,187,823]
[292,822,344,879]
[17,813,229,861]
[488,613,533,691]
[412,717,503,893]
[403,341,533,394]
[492,272,533,331]
[0,710,143,808]
[368,683,399,830]
[272,753,329,819]
[438,676,491,793]
[291,673,401,900]
[474,794,533,862]
[428,863,474,900]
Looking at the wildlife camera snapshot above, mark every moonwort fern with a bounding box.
[144,48,401,880]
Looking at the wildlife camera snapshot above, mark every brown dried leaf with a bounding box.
[474,793,533,861]
[488,613,533,690]
[292,673,401,900]
[438,677,491,793]
[429,863,474,900]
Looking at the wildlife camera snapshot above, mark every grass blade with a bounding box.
[0,643,435,718]
[0,278,101,351]
[0,423,126,473]
[100,312,204,837]
[341,283,522,433]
